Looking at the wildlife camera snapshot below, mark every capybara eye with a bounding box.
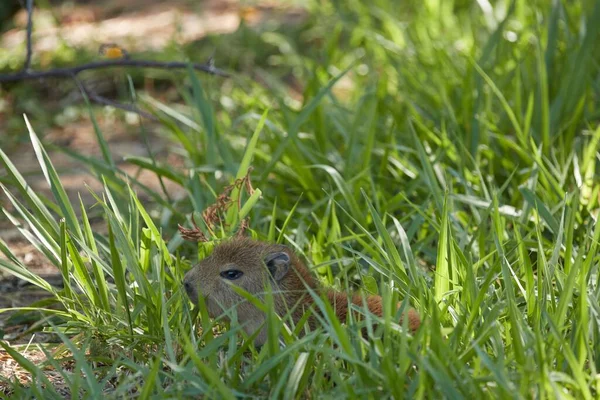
[220,269,244,280]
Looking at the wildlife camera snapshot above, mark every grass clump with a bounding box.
[1,0,600,398]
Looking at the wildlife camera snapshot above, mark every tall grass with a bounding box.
[1,0,599,398]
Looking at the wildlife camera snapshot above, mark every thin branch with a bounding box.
[23,0,34,72]
[87,91,159,121]
[0,59,229,82]
[72,76,158,121]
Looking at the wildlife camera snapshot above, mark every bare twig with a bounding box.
[87,89,159,121]
[70,76,158,120]
[23,0,34,72]
[0,59,228,83]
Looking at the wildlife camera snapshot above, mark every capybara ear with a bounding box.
[264,251,291,282]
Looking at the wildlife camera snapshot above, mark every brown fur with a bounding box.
[183,238,420,346]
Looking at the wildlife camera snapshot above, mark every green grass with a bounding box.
[1,0,600,398]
